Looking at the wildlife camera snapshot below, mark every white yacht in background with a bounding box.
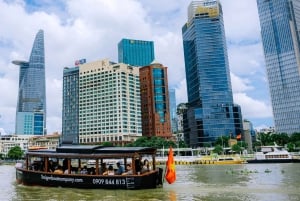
[247,144,299,163]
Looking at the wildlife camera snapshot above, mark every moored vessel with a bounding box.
[15,145,163,189]
[247,145,300,163]
[198,154,246,165]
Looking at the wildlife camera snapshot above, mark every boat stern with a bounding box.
[15,168,24,184]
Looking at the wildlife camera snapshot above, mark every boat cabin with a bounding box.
[16,145,163,189]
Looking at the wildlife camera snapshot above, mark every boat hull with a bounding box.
[247,159,300,163]
[198,156,245,165]
[198,160,244,165]
[16,168,163,189]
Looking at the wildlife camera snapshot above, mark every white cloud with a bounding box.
[175,79,188,105]
[46,78,62,132]
[221,0,261,42]
[228,43,265,76]
[233,92,272,118]
[231,73,254,93]
[0,128,7,135]
[154,32,185,86]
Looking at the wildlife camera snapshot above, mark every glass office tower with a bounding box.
[257,0,300,134]
[182,1,243,147]
[62,67,79,143]
[13,30,46,135]
[169,88,178,134]
[118,38,155,66]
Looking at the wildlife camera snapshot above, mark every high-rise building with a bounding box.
[257,0,300,134]
[77,59,142,144]
[182,1,243,147]
[13,30,46,135]
[169,88,178,134]
[139,61,172,138]
[62,59,86,144]
[62,66,79,143]
[176,103,188,142]
[62,59,142,145]
[243,119,256,152]
[118,38,155,66]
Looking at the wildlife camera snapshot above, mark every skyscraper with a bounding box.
[169,88,178,134]
[78,59,142,144]
[139,61,172,138]
[257,0,300,134]
[118,38,155,66]
[62,59,142,145]
[62,66,79,143]
[13,30,46,135]
[62,59,86,144]
[182,1,243,147]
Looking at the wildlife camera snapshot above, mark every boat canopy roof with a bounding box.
[25,145,157,159]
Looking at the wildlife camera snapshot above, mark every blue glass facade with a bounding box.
[118,38,155,66]
[257,0,300,134]
[169,88,178,134]
[153,68,166,123]
[13,30,46,135]
[182,1,243,146]
[62,67,79,143]
[34,112,44,134]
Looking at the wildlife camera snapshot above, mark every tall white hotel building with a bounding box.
[62,59,142,145]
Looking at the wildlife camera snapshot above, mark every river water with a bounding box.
[1,163,300,201]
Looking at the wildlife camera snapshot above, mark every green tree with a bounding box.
[286,142,295,152]
[294,142,300,152]
[237,141,248,149]
[257,132,273,146]
[178,140,188,148]
[290,133,300,143]
[213,145,223,155]
[253,132,300,151]
[126,136,176,149]
[101,141,113,146]
[7,146,23,160]
[215,136,230,147]
[203,142,211,148]
[270,133,289,146]
[231,144,242,153]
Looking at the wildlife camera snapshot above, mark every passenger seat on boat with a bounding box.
[54,165,63,174]
[80,166,88,174]
[103,165,115,175]
[122,164,133,175]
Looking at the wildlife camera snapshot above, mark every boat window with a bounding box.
[28,156,44,171]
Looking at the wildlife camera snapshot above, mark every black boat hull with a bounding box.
[246,159,300,163]
[16,168,163,189]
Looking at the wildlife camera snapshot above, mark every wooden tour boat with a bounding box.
[15,145,163,189]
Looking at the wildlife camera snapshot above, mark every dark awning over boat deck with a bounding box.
[25,145,157,159]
